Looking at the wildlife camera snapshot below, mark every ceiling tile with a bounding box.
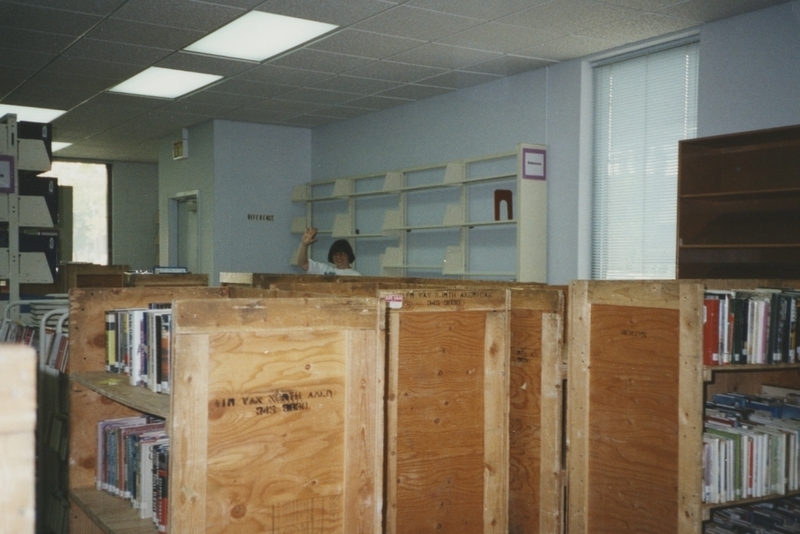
[178,89,265,108]
[0,27,75,54]
[52,102,149,137]
[499,0,636,34]
[86,18,206,49]
[63,39,173,66]
[0,46,55,71]
[519,35,614,62]
[254,0,396,26]
[578,12,700,45]
[282,114,341,128]
[347,60,447,83]
[215,106,295,123]
[196,0,264,9]
[378,83,453,100]
[387,43,501,70]
[599,0,688,11]
[110,0,243,32]
[80,91,169,112]
[0,2,102,35]
[236,64,337,86]
[419,69,503,89]
[404,0,545,20]
[268,49,376,74]
[278,87,360,105]
[310,75,401,95]
[464,55,556,76]
[352,5,483,41]
[5,0,127,16]
[41,55,144,82]
[344,94,413,110]
[658,0,789,22]
[308,29,425,59]
[251,98,327,114]
[196,78,291,98]
[310,104,376,120]
[0,66,37,97]
[437,22,562,53]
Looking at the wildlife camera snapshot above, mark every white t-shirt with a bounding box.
[307,259,361,276]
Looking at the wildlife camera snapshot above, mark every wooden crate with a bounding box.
[169,296,385,534]
[566,279,800,534]
[0,345,36,534]
[379,288,510,533]
[230,279,568,532]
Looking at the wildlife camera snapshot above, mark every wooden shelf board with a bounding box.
[702,489,800,521]
[71,371,170,418]
[680,187,800,200]
[679,243,800,249]
[71,487,158,534]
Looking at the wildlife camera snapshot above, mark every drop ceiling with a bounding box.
[0,0,789,163]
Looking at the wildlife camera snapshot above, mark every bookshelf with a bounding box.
[677,123,800,279]
[67,286,227,533]
[67,287,385,533]
[566,279,800,534]
[292,144,547,281]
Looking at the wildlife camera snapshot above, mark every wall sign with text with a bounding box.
[522,147,546,180]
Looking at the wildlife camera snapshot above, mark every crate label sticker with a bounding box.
[210,388,336,418]
[385,294,403,309]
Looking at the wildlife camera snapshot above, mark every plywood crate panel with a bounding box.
[0,345,36,534]
[380,288,510,534]
[169,297,385,534]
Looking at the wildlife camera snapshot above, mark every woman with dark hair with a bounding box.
[296,227,361,276]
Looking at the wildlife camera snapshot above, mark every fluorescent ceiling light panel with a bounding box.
[52,142,72,152]
[108,67,222,99]
[184,11,338,62]
[0,104,66,123]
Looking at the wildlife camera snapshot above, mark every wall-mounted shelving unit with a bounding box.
[677,123,800,279]
[292,144,547,281]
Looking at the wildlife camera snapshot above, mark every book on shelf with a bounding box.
[704,287,800,366]
[704,391,800,503]
[95,415,168,523]
[104,304,173,394]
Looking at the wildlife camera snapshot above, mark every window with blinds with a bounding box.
[592,41,699,280]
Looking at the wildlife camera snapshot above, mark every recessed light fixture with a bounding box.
[52,142,72,152]
[184,11,338,62]
[0,104,66,123]
[108,67,223,99]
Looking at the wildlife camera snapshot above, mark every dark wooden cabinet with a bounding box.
[677,124,800,279]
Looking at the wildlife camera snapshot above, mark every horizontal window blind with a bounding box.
[592,42,698,280]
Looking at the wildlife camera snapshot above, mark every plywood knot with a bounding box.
[231,503,247,519]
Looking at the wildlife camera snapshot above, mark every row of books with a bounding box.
[0,317,70,372]
[104,304,172,394]
[707,496,800,533]
[703,386,800,504]
[96,416,169,531]
[704,288,800,366]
